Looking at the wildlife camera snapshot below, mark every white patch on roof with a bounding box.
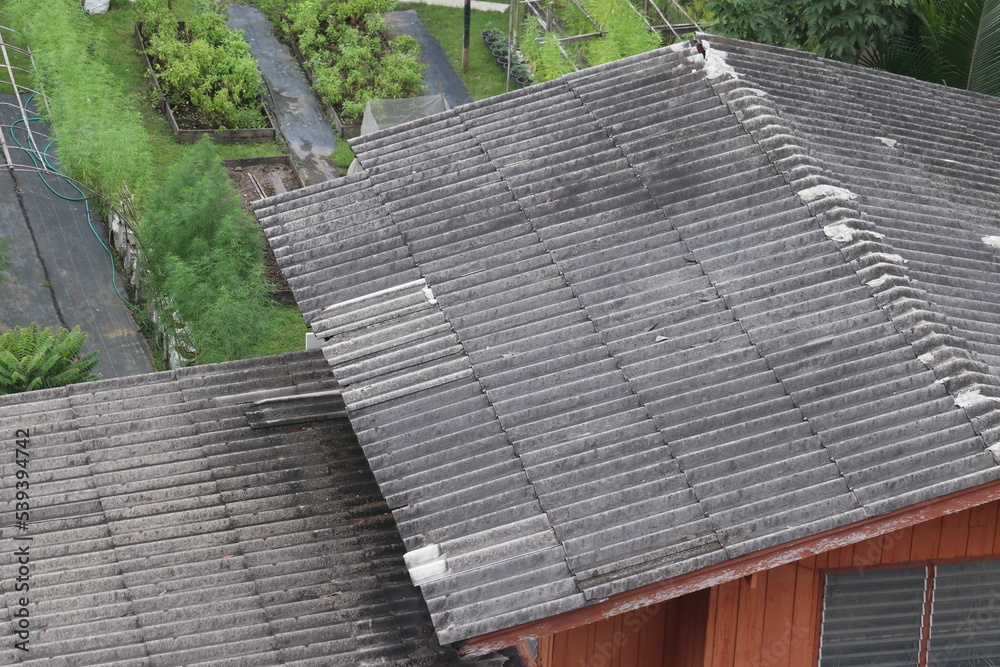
[918,352,935,366]
[798,184,857,204]
[866,275,890,290]
[422,284,438,306]
[823,223,855,243]
[982,236,1000,248]
[955,388,990,409]
[323,278,427,313]
[730,86,768,98]
[878,137,898,148]
[701,43,737,80]
[404,544,447,585]
[870,252,906,264]
[736,103,771,117]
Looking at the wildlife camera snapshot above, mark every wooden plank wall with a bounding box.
[538,498,1000,666]
[537,589,709,667]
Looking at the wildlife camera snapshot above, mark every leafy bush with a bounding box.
[287,0,426,124]
[139,0,266,129]
[0,324,99,394]
[707,0,913,62]
[139,137,270,363]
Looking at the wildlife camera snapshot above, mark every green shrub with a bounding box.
[287,0,426,124]
[139,137,270,363]
[0,324,99,394]
[139,0,266,129]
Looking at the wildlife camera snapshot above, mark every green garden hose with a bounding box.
[9,96,139,312]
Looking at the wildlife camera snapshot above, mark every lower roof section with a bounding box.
[0,350,504,665]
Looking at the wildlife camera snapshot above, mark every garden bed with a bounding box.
[286,30,361,138]
[135,22,277,143]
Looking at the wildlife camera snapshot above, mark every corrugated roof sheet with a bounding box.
[256,36,1000,646]
[0,350,505,665]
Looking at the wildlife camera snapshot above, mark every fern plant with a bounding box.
[0,324,100,395]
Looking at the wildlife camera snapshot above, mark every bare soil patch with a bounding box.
[228,161,301,294]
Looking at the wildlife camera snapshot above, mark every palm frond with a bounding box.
[864,0,1000,96]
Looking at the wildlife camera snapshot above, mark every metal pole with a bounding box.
[545,2,554,32]
[462,0,471,71]
[0,28,39,172]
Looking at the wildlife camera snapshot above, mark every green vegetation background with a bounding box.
[0,0,306,367]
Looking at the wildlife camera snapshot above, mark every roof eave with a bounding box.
[458,475,1000,657]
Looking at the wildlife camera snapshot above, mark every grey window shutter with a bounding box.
[927,560,1000,666]
[820,567,927,666]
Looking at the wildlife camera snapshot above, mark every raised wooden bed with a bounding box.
[222,154,304,192]
[286,30,361,139]
[135,23,277,144]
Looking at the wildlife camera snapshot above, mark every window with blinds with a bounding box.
[820,567,926,666]
[819,560,1000,667]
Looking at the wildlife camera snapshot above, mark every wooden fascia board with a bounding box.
[458,478,1000,657]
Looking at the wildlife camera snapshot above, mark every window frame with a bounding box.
[818,556,1000,667]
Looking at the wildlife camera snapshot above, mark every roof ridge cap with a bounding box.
[698,39,1000,458]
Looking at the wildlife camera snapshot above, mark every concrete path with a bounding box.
[385,9,475,109]
[227,4,339,185]
[0,101,153,379]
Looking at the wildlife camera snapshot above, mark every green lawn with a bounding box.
[251,305,310,358]
[409,3,516,100]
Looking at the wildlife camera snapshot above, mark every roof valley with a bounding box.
[698,37,1000,463]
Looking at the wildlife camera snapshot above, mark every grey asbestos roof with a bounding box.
[0,350,503,665]
[255,36,1000,647]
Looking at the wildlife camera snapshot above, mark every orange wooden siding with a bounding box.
[706,497,1000,666]
[537,589,709,667]
[538,497,1000,667]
